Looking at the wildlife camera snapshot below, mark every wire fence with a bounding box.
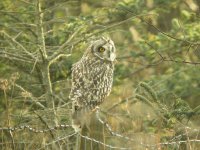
[0,1,200,149]
[0,108,200,150]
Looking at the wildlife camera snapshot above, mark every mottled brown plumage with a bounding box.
[69,37,116,132]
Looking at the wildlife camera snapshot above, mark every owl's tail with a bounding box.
[72,113,82,132]
[71,102,92,133]
[71,102,82,132]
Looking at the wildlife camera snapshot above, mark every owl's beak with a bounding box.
[109,53,116,61]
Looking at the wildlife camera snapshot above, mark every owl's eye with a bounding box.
[98,47,105,52]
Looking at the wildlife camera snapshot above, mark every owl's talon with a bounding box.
[72,124,81,133]
[92,106,100,112]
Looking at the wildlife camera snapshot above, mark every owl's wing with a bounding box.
[69,61,91,103]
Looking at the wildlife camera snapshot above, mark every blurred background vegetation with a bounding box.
[0,0,200,149]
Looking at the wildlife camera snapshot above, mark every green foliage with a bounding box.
[0,0,200,149]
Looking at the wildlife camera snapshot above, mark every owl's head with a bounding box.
[90,37,116,62]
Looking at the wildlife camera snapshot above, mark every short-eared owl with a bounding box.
[69,37,116,132]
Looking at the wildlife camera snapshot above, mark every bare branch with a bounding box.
[0,51,33,63]
[0,54,32,63]
[163,58,200,65]
[49,54,71,66]
[15,83,45,109]
[49,28,81,62]
[142,18,200,45]
[36,0,48,61]
[1,31,36,60]
[144,40,165,59]
[118,6,200,45]
[107,96,136,111]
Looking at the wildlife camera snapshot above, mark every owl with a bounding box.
[69,37,116,132]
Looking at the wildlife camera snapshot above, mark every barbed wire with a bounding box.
[96,108,137,142]
[79,134,200,150]
[37,132,78,150]
[0,119,200,149]
[0,124,72,133]
[79,134,132,150]
[95,108,200,149]
[144,139,200,148]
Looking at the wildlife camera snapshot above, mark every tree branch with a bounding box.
[1,31,36,60]
[37,0,48,61]
[48,27,82,63]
